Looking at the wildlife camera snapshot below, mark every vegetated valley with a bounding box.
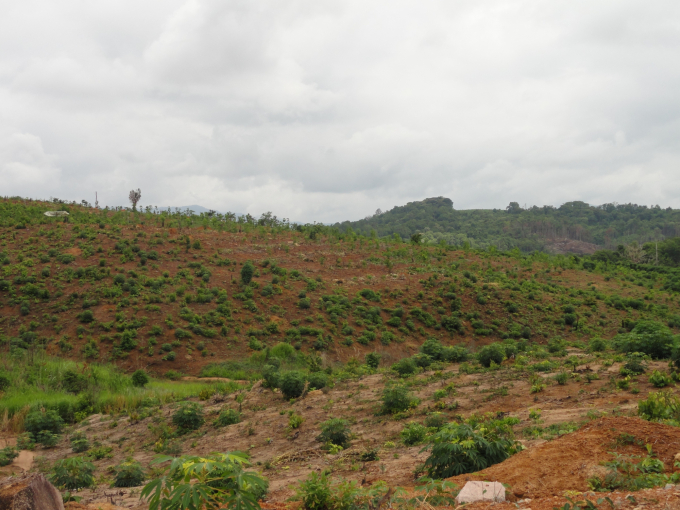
[3,198,680,510]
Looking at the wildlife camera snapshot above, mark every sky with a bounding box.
[1,0,680,223]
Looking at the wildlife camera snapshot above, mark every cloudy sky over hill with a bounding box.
[1,0,679,221]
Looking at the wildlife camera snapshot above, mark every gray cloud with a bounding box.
[1,0,680,222]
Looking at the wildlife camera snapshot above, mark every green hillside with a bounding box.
[333,197,680,252]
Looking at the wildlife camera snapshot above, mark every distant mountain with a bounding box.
[333,197,680,253]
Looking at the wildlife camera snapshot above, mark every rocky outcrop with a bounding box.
[0,473,64,510]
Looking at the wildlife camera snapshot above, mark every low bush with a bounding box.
[588,337,608,352]
[294,471,391,510]
[172,402,205,432]
[649,370,672,388]
[423,419,521,477]
[131,370,149,388]
[381,385,417,414]
[620,353,648,376]
[49,457,95,490]
[288,412,304,430]
[554,372,569,385]
[477,343,505,368]
[424,412,446,430]
[113,458,145,487]
[318,418,351,448]
[392,357,417,376]
[280,371,306,399]
[612,321,679,359]
[141,452,267,510]
[62,369,88,394]
[306,372,327,391]
[365,352,380,369]
[638,391,680,422]
[0,446,18,467]
[70,432,90,453]
[25,409,64,437]
[401,422,427,445]
[441,345,469,362]
[215,408,242,427]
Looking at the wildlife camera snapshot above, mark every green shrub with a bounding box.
[141,452,267,510]
[25,409,64,436]
[70,432,90,453]
[649,370,672,388]
[412,353,432,368]
[131,369,149,387]
[35,430,60,447]
[423,420,521,477]
[588,337,608,352]
[306,372,328,390]
[172,402,205,432]
[270,342,296,359]
[441,345,469,362]
[298,298,311,309]
[288,413,304,430]
[477,343,505,368]
[0,374,11,391]
[612,321,679,359]
[49,457,95,490]
[554,372,569,385]
[401,422,427,445]
[638,391,680,422]
[318,418,351,448]
[420,338,443,360]
[0,446,18,467]
[248,337,264,351]
[163,351,177,361]
[365,352,380,369]
[77,310,94,323]
[381,385,417,414]
[241,261,255,284]
[89,445,114,460]
[280,371,306,399]
[262,364,280,389]
[424,412,446,430]
[620,353,648,376]
[547,338,567,356]
[113,458,145,487]
[392,357,417,376]
[295,471,333,510]
[215,408,242,427]
[62,369,88,394]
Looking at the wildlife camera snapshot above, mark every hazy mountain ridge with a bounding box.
[334,197,680,253]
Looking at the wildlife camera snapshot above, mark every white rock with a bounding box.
[455,481,506,504]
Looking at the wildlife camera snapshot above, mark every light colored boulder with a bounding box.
[455,481,506,504]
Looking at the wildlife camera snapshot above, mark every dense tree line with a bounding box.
[334,197,680,252]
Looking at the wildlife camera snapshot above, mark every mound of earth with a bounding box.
[446,417,680,499]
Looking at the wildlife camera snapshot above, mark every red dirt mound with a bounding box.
[446,417,680,499]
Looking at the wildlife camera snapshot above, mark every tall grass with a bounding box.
[0,352,246,429]
[199,347,307,380]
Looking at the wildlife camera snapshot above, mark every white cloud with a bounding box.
[1,0,680,221]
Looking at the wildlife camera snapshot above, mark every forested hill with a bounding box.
[333,197,680,252]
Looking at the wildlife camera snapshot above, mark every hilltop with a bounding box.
[333,196,680,253]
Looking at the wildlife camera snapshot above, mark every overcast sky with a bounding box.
[1,0,680,222]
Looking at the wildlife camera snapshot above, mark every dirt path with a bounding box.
[0,436,34,472]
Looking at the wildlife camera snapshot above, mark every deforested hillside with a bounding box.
[334,196,680,252]
[5,198,680,509]
[2,197,680,378]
